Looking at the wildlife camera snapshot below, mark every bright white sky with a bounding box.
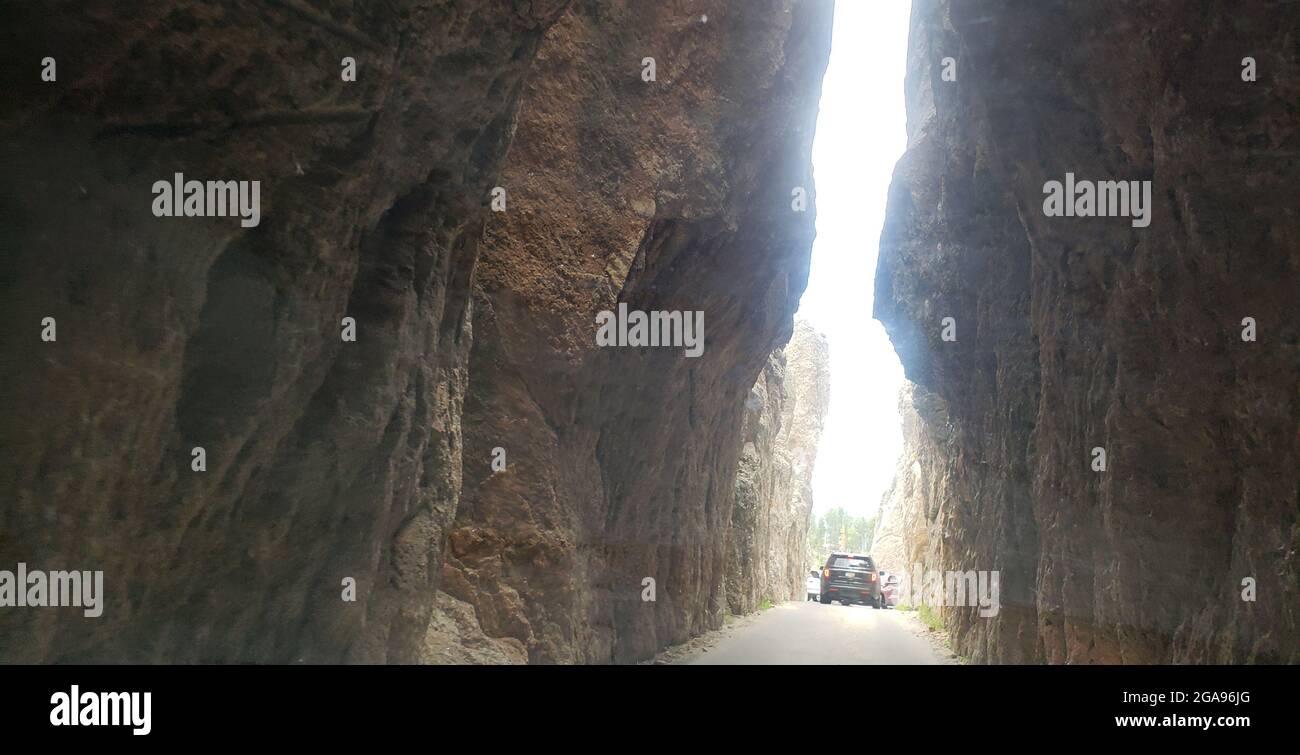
[796,0,912,518]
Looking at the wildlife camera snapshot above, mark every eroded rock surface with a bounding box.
[1,0,572,663]
[874,0,1299,663]
[870,385,933,579]
[439,0,833,664]
[727,321,830,614]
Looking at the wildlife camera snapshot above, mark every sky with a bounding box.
[796,0,912,519]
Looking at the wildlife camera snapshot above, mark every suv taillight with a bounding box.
[822,568,831,579]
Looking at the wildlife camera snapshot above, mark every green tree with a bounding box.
[807,509,879,564]
[846,516,876,552]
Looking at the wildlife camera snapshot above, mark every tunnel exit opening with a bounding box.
[796,1,912,570]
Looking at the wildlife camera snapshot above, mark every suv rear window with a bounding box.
[828,556,873,570]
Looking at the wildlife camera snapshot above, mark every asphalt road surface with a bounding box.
[680,600,956,665]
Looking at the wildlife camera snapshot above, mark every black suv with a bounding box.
[819,553,883,608]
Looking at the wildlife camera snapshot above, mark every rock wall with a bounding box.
[870,384,933,578]
[436,0,833,664]
[0,0,571,663]
[874,0,1299,663]
[0,0,832,664]
[726,321,830,614]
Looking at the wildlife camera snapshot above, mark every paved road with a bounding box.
[680,600,955,665]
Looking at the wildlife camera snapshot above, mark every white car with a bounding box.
[805,570,821,601]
